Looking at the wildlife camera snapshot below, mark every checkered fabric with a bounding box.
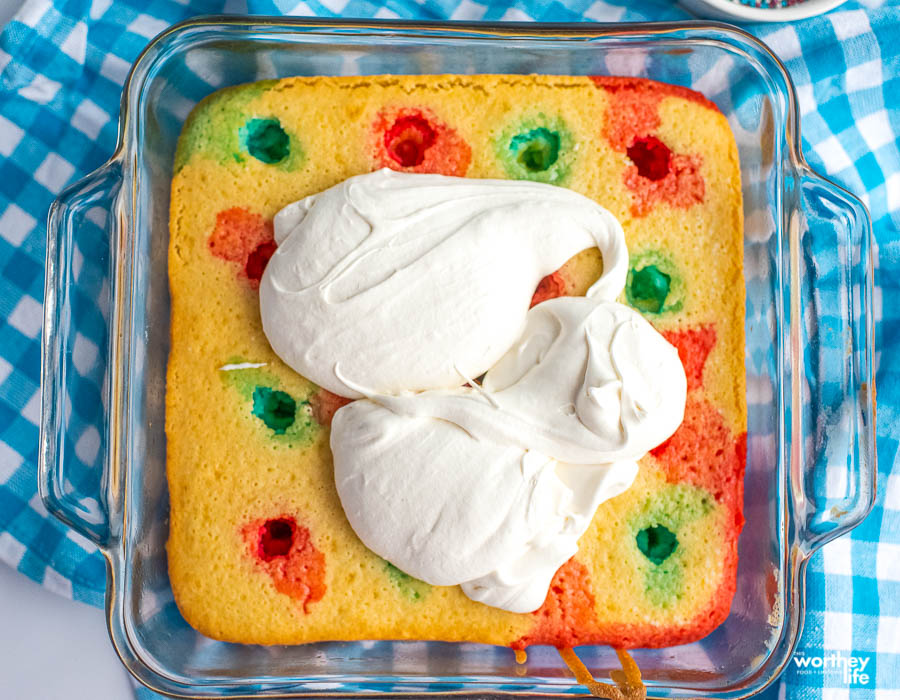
[0,0,897,697]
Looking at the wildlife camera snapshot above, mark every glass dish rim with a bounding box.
[40,15,878,700]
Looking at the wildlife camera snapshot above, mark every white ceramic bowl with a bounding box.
[679,0,847,22]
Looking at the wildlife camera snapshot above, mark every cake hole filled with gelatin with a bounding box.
[385,115,437,167]
[252,386,297,434]
[530,271,567,308]
[627,136,672,181]
[309,388,353,427]
[384,561,431,601]
[242,515,327,612]
[243,118,290,164]
[628,264,671,313]
[495,117,572,184]
[510,127,561,172]
[636,525,678,565]
[259,518,295,560]
[245,240,277,282]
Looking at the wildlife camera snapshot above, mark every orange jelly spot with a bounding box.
[309,389,353,427]
[593,79,663,154]
[530,271,567,308]
[650,398,746,514]
[661,324,716,392]
[591,76,720,112]
[624,152,705,218]
[373,107,472,177]
[512,558,599,650]
[242,515,326,613]
[208,207,275,288]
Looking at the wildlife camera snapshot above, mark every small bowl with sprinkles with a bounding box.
[679,0,847,22]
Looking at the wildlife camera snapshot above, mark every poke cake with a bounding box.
[166,74,746,651]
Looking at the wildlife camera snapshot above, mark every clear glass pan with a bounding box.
[39,18,877,699]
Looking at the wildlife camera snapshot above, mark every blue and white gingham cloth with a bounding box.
[0,0,897,697]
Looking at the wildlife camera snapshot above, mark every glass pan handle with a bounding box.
[39,161,121,548]
[791,168,877,555]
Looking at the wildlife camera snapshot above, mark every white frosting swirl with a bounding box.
[259,170,687,614]
[259,168,627,398]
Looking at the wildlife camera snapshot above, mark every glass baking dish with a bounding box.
[39,18,877,699]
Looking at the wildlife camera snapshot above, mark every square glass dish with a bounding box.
[39,18,877,699]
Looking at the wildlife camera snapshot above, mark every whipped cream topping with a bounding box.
[371,298,685,465]
[259,170,686,614]
[333,299,685,612]
[259,168,628,398]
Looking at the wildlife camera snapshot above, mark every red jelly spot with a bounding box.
[385,115,437,167]
[512,558,599,650]
[208,207,275,288]
[650,399,746,512]
[624,153,705,218]
[594,82,663,154]
[373,107,471,177]
[590,77,719,155]
[530,271,567,308]
[245,240,277,282]
[309,388,353,428]
[242,515,327,613]
[590,76,721,115]
[627,136,671,181]
[661,324,716,392]
[259,518,294,560]
[588,78,707,217]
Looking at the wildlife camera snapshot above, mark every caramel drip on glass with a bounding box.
[557,647,646,700]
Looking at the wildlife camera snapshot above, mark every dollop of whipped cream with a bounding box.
[259,168,628,398]
[259,170,687,614]
[334,298,685,612]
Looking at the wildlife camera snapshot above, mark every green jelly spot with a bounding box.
[384,561,431,602]
[251,386,296,434]
[510,127,560,172]
[644,559,684,608]
[629,265,671,314]
[625,251,684,317]
[636,525,679,565]
[219,359,319,446]
[628,483,714,607]
[496,115,572,184]
[174,80,278,172]
[242,118,290,164]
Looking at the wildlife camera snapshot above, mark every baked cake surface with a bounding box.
[167,75,746,648]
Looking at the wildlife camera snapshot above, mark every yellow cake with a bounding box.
[166,74,746,649]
